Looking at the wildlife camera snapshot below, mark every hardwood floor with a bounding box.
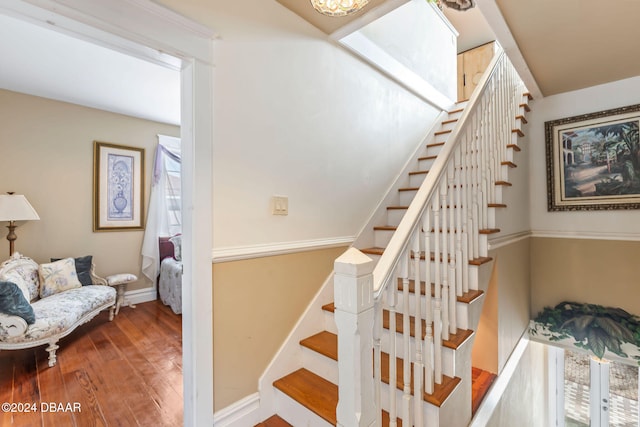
[0,300,183,426]
[471,366,497,416]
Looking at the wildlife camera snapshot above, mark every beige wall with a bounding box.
[531,237,640,317]
[0,89,179,289]
[212,246,347,410]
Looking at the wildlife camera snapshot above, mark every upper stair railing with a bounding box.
[334,50,527,426]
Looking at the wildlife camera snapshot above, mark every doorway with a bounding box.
[552,347,639,427]
[0,0,214,424]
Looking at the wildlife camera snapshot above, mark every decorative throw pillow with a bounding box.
[0,281,35,324]
[1,271,32,303]
[2,262,40,303]
[38,258,82,298]
[51,255,93,286]
[169,235,182,262]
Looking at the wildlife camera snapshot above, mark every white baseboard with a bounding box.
[124,287,157,306]
[213,393,261,427]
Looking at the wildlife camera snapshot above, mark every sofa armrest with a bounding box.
[89,263,108,286]
[0,313,28,338]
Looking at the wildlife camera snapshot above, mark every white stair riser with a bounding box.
[440,120,458,132]
[427,143,445,156]
[378,380,444,424]
[301,346,338,385]
[399,190,417,206]
[379,330,457,379]
[387,208,407,226]
[374,229,395,248]
[388,293,473,325]
[274,388,334,427]
[409,172,429,188]
[323,310,337,334]
[418,157,436,170]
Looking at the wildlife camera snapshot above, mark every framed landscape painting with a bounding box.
[545,104,640,211]
[93,141,145,231]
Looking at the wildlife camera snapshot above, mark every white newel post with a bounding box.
[334,248,377,427]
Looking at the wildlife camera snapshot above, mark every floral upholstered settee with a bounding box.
[0,253,116,367]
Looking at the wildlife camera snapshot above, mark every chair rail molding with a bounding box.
[212,236,355,263]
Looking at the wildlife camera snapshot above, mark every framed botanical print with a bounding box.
[545,104,640,211]
[93,141,145,231]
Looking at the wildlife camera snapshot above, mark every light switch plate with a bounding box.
[272,196,288,216]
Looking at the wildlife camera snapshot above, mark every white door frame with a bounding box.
[1,1,215,425]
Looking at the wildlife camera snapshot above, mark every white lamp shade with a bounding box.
[0,194,40,221]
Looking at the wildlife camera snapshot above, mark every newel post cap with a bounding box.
[334,248,374,276]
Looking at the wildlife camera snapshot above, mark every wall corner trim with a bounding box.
[212,236,355,263]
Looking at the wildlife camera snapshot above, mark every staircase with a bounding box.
[257,51,531,427]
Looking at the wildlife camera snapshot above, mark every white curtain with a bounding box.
[141,135,181,284]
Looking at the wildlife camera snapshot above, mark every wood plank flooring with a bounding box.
[472,366,497,415]
[0,300,183,426]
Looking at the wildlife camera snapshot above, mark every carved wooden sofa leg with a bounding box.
[109,305,115,321]
[46,340,60,367]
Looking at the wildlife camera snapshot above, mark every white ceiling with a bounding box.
[0,13,181,126]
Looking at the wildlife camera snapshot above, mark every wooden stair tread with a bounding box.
[512,128,525,137]
[519,103,531,112]
[409,170,429,176]
[255,415,293,427]
[488,203,507,208]
[361,247,385,256]
[323,303,474,349]
[506,143,521,152]
[387,206,408,210]
[362,248,493,267]
[419,155,438,161]
[273,368,337,425]
[427,141,446,148]
[495,180,513,186]
[469,256,493,266]
[374,225,397,231]
[434,130,452,136]
[380,352,461,407]
[396,279,484,304]
[515,114,528,124]
[449,108,464,114]
[472,367,497,415]
[398,187,419,192]
[300,331,337,361]
[382,310,473,349]
[523,92,533,100]
[458,289,484,304]
[274,367,402,426]
[501,161,517,168]
[322,302,335,313]
[442,118,458,125]
[382,410,403,427]
[479,228,500,234]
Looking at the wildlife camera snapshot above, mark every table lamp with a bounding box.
[0,193,40,256]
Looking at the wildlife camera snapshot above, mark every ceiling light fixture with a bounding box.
[440,0,475,12]
[310,0,370,17]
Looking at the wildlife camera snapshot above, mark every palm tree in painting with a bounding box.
[593,121,640,193]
